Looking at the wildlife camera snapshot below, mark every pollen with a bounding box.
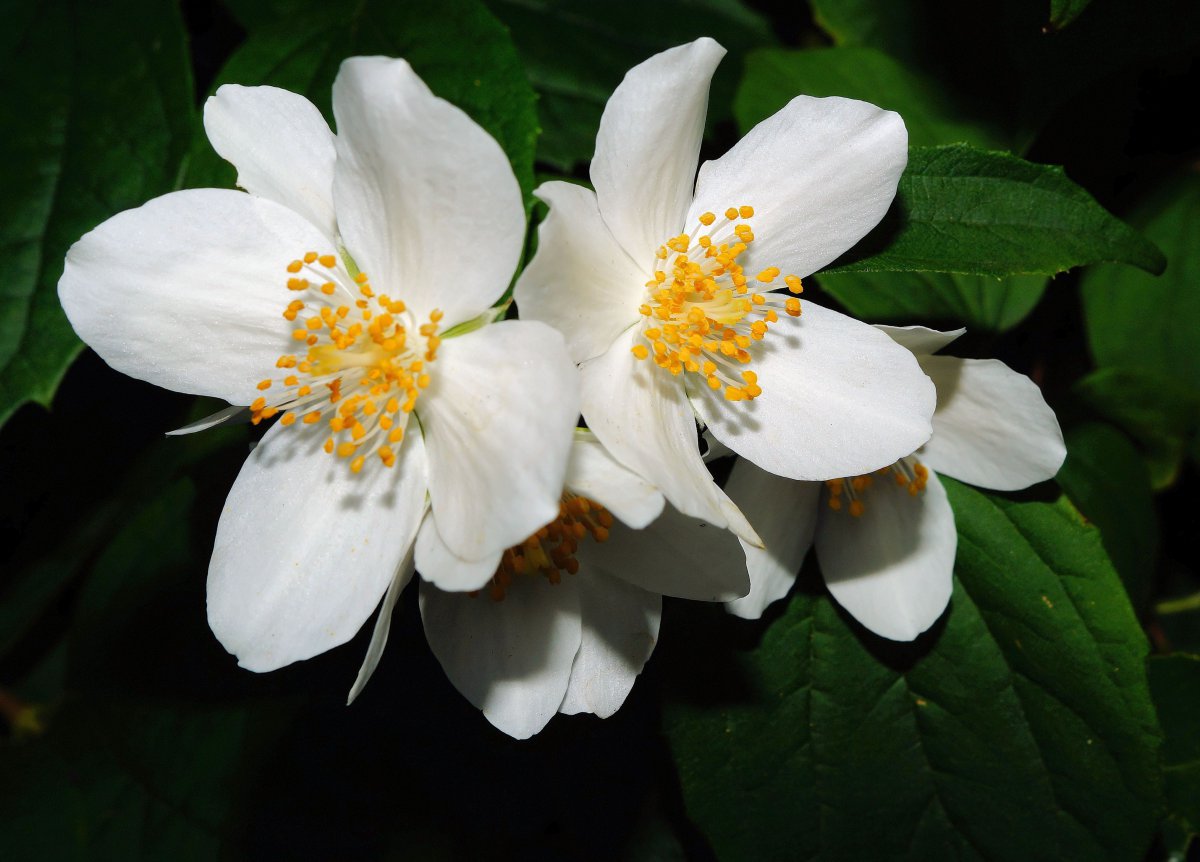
[476,494,613,602]
[628,204,802,402]
[825,458,930,516]
[247,251,444,471]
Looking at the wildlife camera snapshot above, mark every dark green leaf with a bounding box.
[1081,172,1200,393]
[735,47,1008,149]
[828,145,1165,278]
[809,0,919,65]
[0,0,194,427]
[486,0,773,172]
[1073,368,1200,490]
[1048,0,1094,30]
[815,270,1048,332]
[1148,654,1200,833]
[1056,422,1157,612]
[666,483,1161,861]
[183,0,539,205]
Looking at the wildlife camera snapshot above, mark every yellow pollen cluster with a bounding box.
[630,205,802,402]
[251,251,443,473]
[825,459,930,517]
[476,495,614,602]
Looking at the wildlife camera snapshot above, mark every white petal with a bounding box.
[874,324,965,356]
[420,321,579,560]
[203,84,338,241]
[514,182,645,364]
[691,302,935,481]
[419,576,582,739]
[346,555,415,705]
[166,405,245,436]
[919,356,1066,490]
[559,573,661,718]
[414,513,503,592]
[723,459,821,620]
[581,327,760,544]
[331,57,523,328]
[816,466,956,641]
[58,189,332,406]
[207,421,428,671]
[565,434,665,529]
[592,38,726,263]
[577,502,749,601]
[689,96,907,279]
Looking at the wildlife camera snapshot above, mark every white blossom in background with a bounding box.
[514,37,936,548]
[58,57,578,679]
[725,326,1067,640]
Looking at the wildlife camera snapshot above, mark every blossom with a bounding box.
[724,326,1067,640]
[383,432,747,739]
[57,57,579,674]
[514,37,936,545]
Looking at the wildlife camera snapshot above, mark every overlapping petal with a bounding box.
[564,434,665,529]
[203,84,338,241]
[875,324,966,356]
[688,95,907,279]
[207,423,428,672]
[690,302,936,481]
[592,37,726,262]
[414,514,504,592]
[331,56,523,328]
[59,188,329,406]
[919,356,1066,490]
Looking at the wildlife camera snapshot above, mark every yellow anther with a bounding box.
[725,207,739,220]
[785,275,804,294]
[786,298,802,317]
[286,260,303,273]
[388,427,404,444]
[756,267,781,283]
[849,500,865,517]
[321,282,336,296]
[257,379,273,391]
[303,411,321,424]
[739,205,754,218]
[318,254,337,267]
[280,412,297,426]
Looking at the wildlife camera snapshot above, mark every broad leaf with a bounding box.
[183,0,538,205]
[0,0,194,428]
[815,270,1048,332]
[827,145,1165,277]
[665,482,1161,861]
[1081,172,1200,393]
[1148,654,1200,834]
[1048,0,1094,30]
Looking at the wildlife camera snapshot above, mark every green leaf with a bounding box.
[1073,368,1200,490]
[827,145,1166,277]
[183,0,538,205]
[1048,0,1094,30]
[0,0,195,428]
[1056,422,1157,613]
[815,270,1048,332]
[735,47,1008,150]
[809,0,919,65]
[665,483,1162,861]
[1148,654,1200,833]
[486,0,773,172]
[1081,172,1200,393]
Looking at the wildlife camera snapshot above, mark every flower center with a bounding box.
[629,205,803,402]
[825,458,930,517]
[475,494,613,602]
[251,251,442,473]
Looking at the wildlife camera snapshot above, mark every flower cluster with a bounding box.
[57,41,1063,739]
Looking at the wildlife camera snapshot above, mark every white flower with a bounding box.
[382,432,747,739]
[513,37,936,545]
[725,326,1068,640]
[57,57,579,675]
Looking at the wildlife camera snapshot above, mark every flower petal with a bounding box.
[203,84,338,241]
[691,301,936,481]
[331,56,523,328]
[559,574,661,718]
[346,556,414,705]
[419,576,582,739]
[919,356,1066,490]
[420,320,579,561]
[688,95,907,279]
[565,434,665,529]
[592,37,726,263]
[815,466,956,641]
[514,181,646,363]
[581,326,760,544]
[165,405,245,436]
[59,189,332,406]
[578,502,749,601]
[875,324,965,356]
[723,459,822,620]
[414,513,503,592]
[207,421,428,671]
